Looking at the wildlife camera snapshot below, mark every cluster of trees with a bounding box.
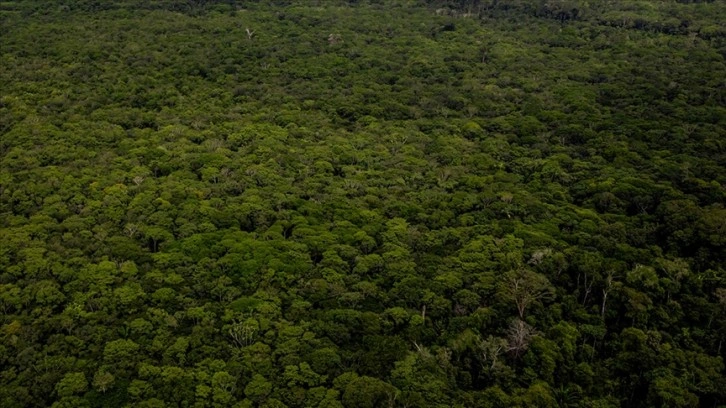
[1,0,725,407]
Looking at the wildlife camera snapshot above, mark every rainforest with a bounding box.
[1,0,725,407]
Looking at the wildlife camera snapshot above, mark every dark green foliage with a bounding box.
[1,0,725,407]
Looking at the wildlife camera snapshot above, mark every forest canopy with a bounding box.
[1,0,725,407]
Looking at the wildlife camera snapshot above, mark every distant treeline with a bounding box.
[6,0,724,40]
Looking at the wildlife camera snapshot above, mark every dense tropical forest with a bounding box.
[1,0,725,407]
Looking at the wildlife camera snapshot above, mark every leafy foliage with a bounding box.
[1,0,725,407]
